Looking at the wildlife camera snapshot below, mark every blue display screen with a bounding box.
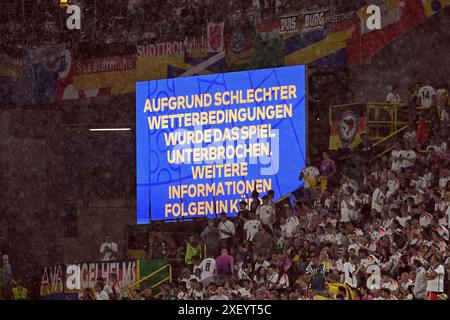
[136,65,306,223]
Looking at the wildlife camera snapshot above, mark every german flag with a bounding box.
[329,103,367,150]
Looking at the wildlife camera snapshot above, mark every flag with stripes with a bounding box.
[329,103,367,150]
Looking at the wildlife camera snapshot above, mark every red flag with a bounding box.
[347,0,426,64]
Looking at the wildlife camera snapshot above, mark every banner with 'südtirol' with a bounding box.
[136,65,306,223]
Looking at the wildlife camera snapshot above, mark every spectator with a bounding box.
[243,211,261,242]
[256,195,276,231]
[201,219,220,257]
[94,281,109,300]
[185,236,202,267]
[305,256,328,295]
[80,288,95,300]
[218,212,236,252]
[132,288,145,300]
[100,235,118,261]
[210,286,230,300]
[426,255,445,300]
[252,225,272,258]
[237,200,251,241]
[319,152,337,192]
[151,232,168,260]
[416,114,430,146]
[403,124,417,148]
[250,185,261,213]
[216,248,234,285]
[143,287,154,300]
[1,255,12,299]
[199,253,217,287]
[429,96,441,137]
[413,260,427,299]
[107,273,121,300]
[418,81,436,108]
[386,85,402,103]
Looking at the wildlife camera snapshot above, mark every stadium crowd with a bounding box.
[137,84,450,301]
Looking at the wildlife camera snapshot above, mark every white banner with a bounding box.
[207,22,225,52]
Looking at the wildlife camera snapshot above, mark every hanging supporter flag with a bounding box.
[279,12,302,34]
[29,43,67,70]
[207,22,225,53]
[326,9,355,32]
[300,7,329,33]
[359,0,402,35]
[55,52,136,101]
[223,9,254,68]
[422,0,450,16]
[251,19,284,69]
[225,28,253,68]
[255,18,280,41]
[27,44,68,102]
[280,8,329,34]
[40,260,139,296]
[347,0,427,64]
[329,103,367,150]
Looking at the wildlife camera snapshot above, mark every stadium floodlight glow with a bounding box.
[89,128,132,132]
[59,0,70,7]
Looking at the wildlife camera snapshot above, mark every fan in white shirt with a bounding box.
[243,215,261,241]
[410,173,426,191]
[254,257,270,272]
[386,86,402,104]
[390,145,405,172]
[341,176,359,194]
[199,257,217,281]
[371,185,387,213]
[426,256,445,294]
[99,235,118,261]
[218,218,236,240]
[418,84,436,108]
[256,196,276,230]
[402,149,416,168]
[438,170,449,189]
[396,208,411,227]
[340,188,357,223]
[267,266,280,289]
[387,173,400,198]
[95,282,110,300]
[343,259,358,289]
[301,166,320,179]
[284,214,300,238]
[403,126,417,147]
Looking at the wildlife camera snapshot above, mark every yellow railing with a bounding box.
[328,102,418,161]
[123,263,172,298]
[372,125,409,148]
[366,102,409,142]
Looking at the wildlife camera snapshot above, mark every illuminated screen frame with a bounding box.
[136,65,307,224]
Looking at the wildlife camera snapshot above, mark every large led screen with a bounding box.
[136,65,306,223]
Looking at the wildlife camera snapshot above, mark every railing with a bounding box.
[366,102,409,142]
[123,263,172,298]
